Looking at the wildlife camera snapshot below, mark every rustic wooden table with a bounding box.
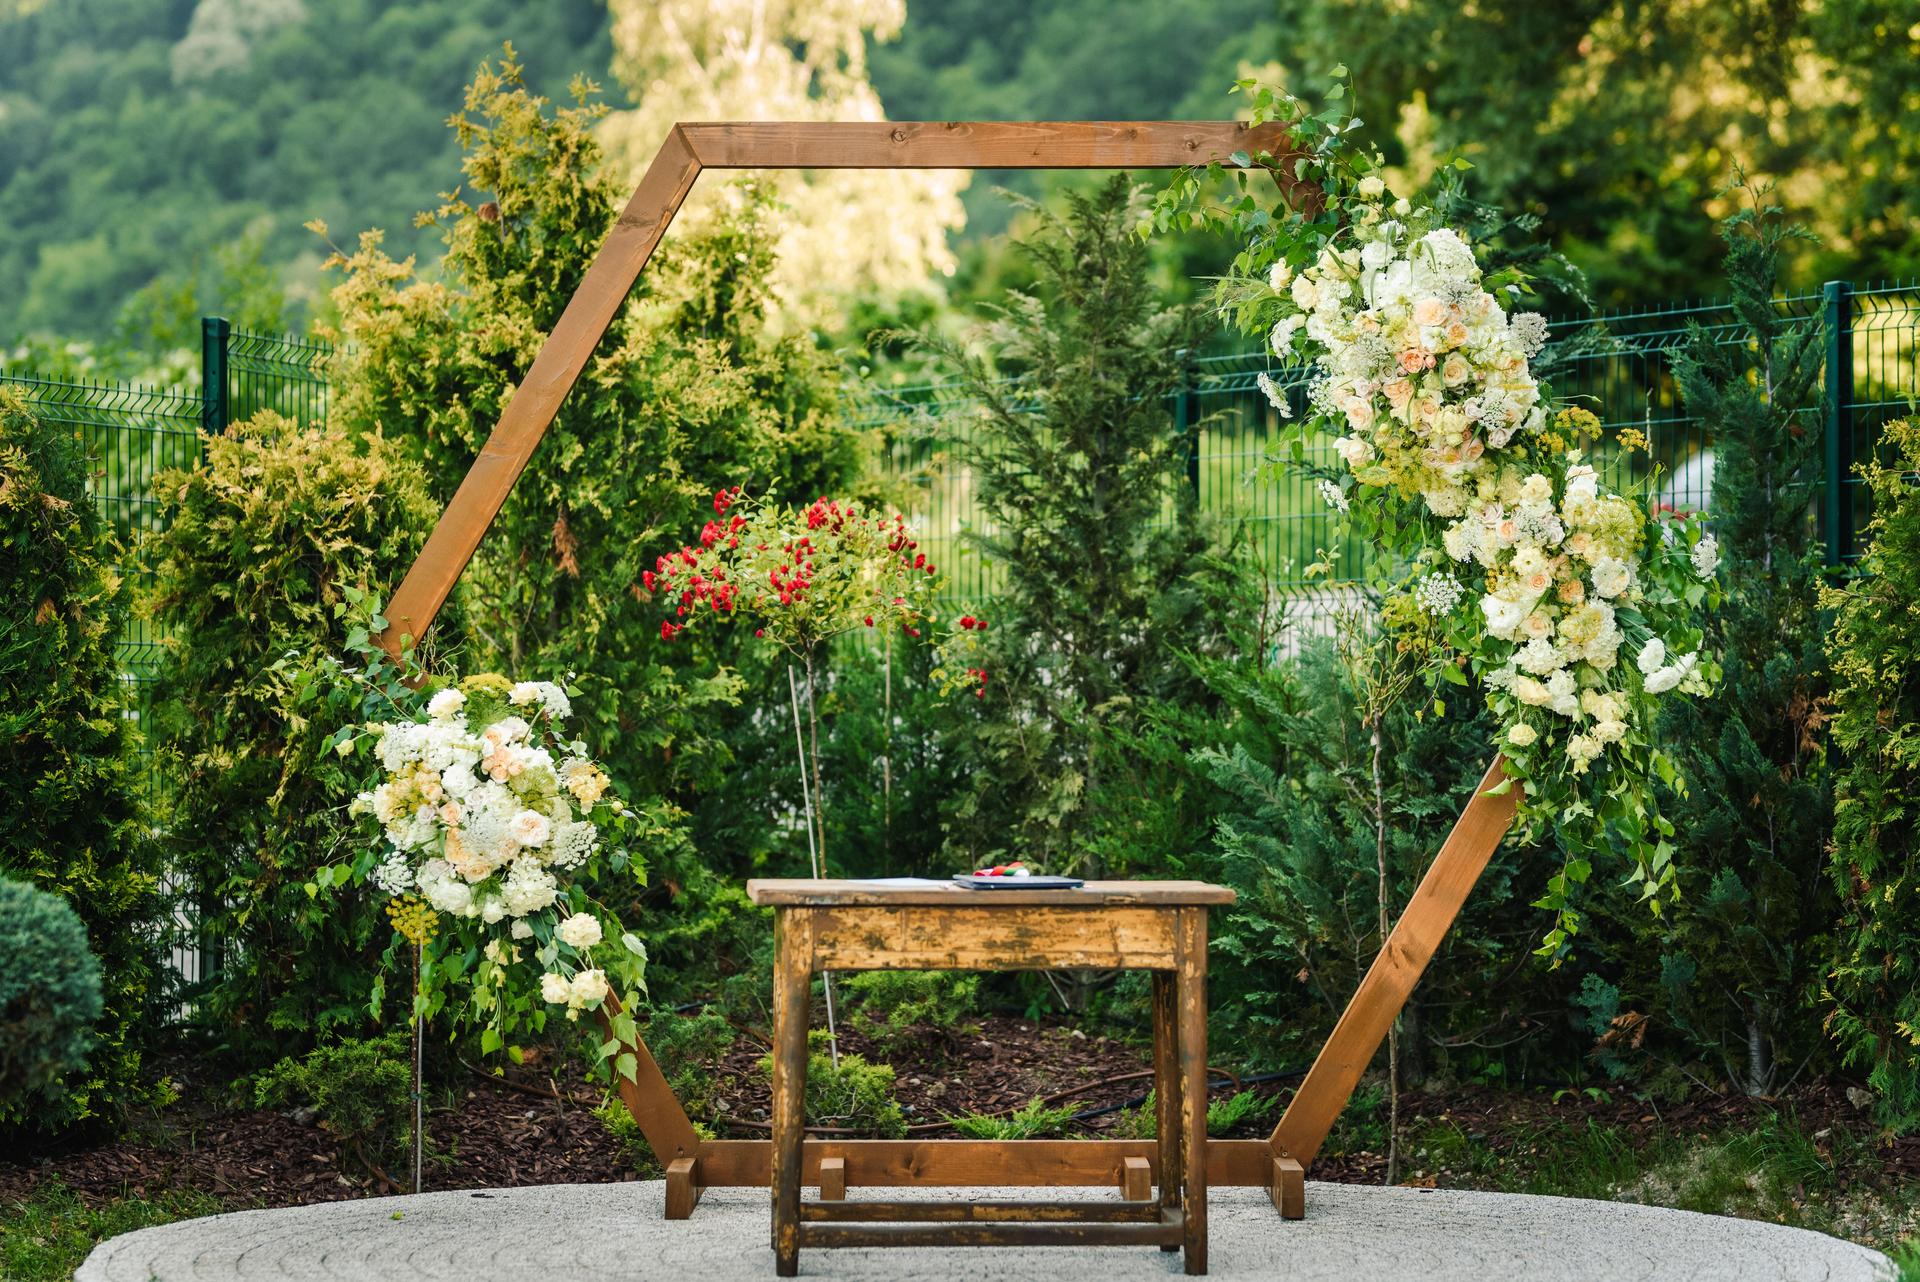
[745,878,1234,1277]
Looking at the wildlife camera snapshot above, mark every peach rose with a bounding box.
[1399,346,1436,374]
[1412,297,1449,327]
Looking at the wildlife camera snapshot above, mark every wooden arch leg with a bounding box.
[597,995,707,1217]
[1267,757,1518,1209]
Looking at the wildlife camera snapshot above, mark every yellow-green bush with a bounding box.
[0,387,162,1140]
[145,413,440,1063]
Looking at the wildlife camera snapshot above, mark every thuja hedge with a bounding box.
[0,387,163,1140]
[1824,417,1920,1129]
[145,413,442,1062]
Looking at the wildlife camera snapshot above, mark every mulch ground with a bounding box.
[5,1014,1915,1214]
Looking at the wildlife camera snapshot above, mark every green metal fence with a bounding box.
[1,319,335,992]
[853,280,1920,610]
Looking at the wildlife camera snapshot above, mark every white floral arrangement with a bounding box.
[1152,75,1721,955]
[341,671,653,1056]
[1264,199,1717,780]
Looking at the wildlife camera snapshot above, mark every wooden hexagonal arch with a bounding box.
[373,121,1517,1219]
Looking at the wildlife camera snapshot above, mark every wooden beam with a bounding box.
[378,126,702,655]
[1121,1155,1151,1202]
[664,1156,704,1219]
[1270,758,1517,1168]
[1270,1156,1304,1220]
[681,120,1293,170]
[693,1137,1275,1188]
[817,1155,846,1201]
[376,120,1303,657]
[596,994,702,1166]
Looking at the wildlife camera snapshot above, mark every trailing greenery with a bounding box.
[1824,416,1920,1132]
[145,413,441,1063]
[915,176,1240,885]
[1650,186,1831,1096]
[255,1032,413,1178]
[0,387,162,1140]
[0,879,103,1115]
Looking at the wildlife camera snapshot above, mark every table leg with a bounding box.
[1151,968,1181,1252]
[771,911,811,1277]
[1176,908,1208,1275]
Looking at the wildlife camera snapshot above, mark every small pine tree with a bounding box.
[918,176,1239,882]
[1656,181,1830,1096]
[0,387,162,1139]
[1822,416,1920,1130]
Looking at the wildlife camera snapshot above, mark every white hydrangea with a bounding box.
[371,852,414,895]
[557,912,602,950]
[427,687,466,720]
[500,859,558,917]
[1637,638,1667,675]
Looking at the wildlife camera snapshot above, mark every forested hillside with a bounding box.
[0,0,609,342]
[3,0,1915,346]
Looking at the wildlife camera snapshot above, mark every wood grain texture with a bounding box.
[1270,757,1517,1168]
[595,994,701,1165]
[663,1156,703,1219]
[1271,1156,1304,1220]
[807,904,1178,971]
[799,1218,1184,1249]
[770,910,812,1275]
[1122,1156,1151,1202]
[800,1199,1163,1224]
[1176,907,1208,1274]
[694,1137,1274,1187]
[682,120,1297,170]
[1152,968,1181,1247]
[746,878,1234,907]
[817,1155,846,1201]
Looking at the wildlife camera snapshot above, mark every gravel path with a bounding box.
[77,1179,1894,1281]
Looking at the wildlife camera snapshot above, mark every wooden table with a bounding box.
[746,878,1234,1277]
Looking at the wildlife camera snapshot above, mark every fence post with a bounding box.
[200,316,230,434]
[1822,281,1854,567]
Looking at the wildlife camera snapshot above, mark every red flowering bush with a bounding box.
[649,489,986,695]
[647,490,989,879]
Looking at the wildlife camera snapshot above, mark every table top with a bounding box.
[745,878,1235,908]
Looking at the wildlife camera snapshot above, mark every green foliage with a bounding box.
[1132,642,1559,1073]
[0,387,162,1139]
[916,176,1239,879]
[0,879,102,1114]
[639,1007,736,1120]
[0,0,609,342]
[145,413,441,1062]
[757,1029,906,1138]
[255,1032,412,1176]
[1824,417,1920,1132]
[844,970,980,1055]
[950,1096,1080,1140]
[0,1183,225,1282]
[1651,183,1832,1096]
[1205,1087,1274,1136]
[323,54,863,980]
[1107,1088,1274,1139]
